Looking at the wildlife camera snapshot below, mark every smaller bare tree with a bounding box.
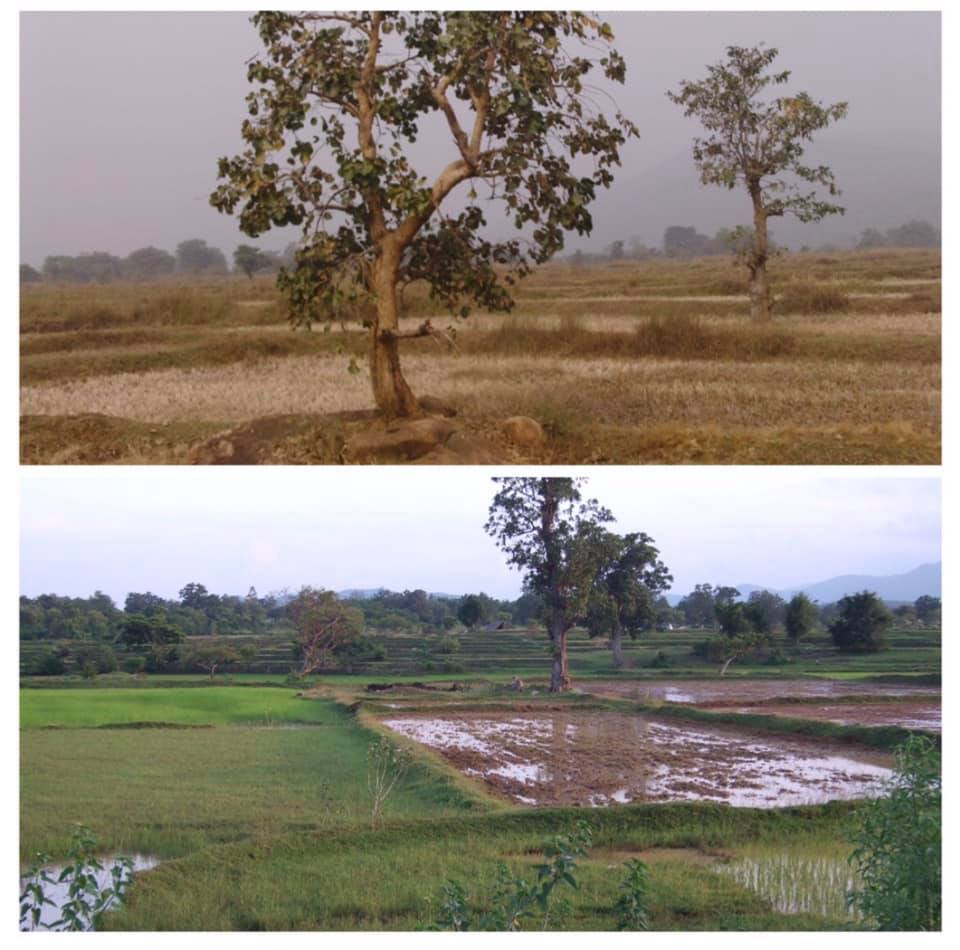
[288,587,364,675]
[669,45,847,320]
[367,737,412,828]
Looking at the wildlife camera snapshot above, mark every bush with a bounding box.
[777,282,850,314]
[829,591,893,653]
[648,650,671,669]
[121,655,146,675]
[29,649,66,677]
[848,736,941,930]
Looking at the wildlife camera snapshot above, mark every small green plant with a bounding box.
[847,735,941,930]
[432,822,594,930]
[614,858,651,930]
[367,736,412,828]
[19,825,134,931]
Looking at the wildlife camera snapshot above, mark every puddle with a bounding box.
[20,854,160,931]
[383,712,893,808]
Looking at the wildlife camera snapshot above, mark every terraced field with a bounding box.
[21,248,940,464]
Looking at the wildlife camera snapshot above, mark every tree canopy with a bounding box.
[485,477,613,691]
[668,44,847,319]
[212,11,637,416]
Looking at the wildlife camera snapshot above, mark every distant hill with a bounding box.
[733,562,941,605]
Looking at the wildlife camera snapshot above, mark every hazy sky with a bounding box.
[19,8,940,266]
[20,470,941,603]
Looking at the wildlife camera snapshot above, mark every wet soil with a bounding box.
[701,700,941,732]
[383,711,893,809]
[584,677,940,705]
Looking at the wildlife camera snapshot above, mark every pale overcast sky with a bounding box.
[19,7,940,266]
[20,470,941,603]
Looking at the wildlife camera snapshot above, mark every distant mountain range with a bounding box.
[341,563,940,608]
[664,562,941,606]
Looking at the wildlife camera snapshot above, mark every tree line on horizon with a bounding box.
[19,239,298,285]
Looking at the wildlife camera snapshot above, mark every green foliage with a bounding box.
[829,591,893,653]
[585,529,673,652]
[20,825,134,931]
[785,592,818,643]
[668,44,847,223]
[485,477,614,689]
[433,822,593,930]
[367,736,413,827]
[212,11,637,326]
[457,595,484,629]
[288,587,365,674]
[615,858,651,930]
[848,736,941,930]
[233,244,277,278]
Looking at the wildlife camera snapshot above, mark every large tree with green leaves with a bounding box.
[212,11,637,417]
[668,45,847,320]
[829,590,893,653]
[586,530,672,668]
[485,477,612,691]
[784,591,818,644]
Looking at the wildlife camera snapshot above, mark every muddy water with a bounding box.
[585,678,940,706]
[701,701,941,732]
[383,712,893,808]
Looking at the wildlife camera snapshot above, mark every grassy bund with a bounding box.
[21,248,940,464]
[20,623,940,930]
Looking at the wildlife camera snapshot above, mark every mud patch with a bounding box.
[383,712,893,808]
[586,677,939,706]
[701,700,941,732]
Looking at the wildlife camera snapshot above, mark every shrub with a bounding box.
[29,649,66,677]
[848,736,941,930]
[777,282,850,314]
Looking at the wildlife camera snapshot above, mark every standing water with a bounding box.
[19,854,160,931]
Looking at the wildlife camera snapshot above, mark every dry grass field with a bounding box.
[20,248,940,464]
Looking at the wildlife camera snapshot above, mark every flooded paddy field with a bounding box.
[583,677,940,706]
[383,711,893,808]
[701,700,941,732]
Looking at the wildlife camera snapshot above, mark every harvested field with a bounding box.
[383,712,893,808]
[20,249,940,463]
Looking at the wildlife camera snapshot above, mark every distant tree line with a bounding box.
[857,220,940,250]
[21,240,301,285]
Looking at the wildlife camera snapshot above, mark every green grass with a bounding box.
[104,803,863,931]
[19,686,335,729]
[20,691,489,862]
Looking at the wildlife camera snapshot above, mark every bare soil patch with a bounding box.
[701,700,941,732]
[383,711,893,808]
[583,678,940,705]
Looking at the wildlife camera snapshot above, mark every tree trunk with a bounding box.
[370,259,419,418]
[610,628,624,669]
[548,623,571,692]
[748,184,771,322]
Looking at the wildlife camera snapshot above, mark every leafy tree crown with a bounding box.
[667,44,848,222]
[211,11,638,326]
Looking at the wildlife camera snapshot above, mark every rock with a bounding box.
[342,417,457,462]
[502,415,546,447]
[418,395,458,417]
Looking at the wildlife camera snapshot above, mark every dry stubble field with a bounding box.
[20,248,940,464]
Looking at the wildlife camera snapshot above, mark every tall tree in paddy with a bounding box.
[485,477,612,692]
[668,45,847,320]
[212,11,637,417]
